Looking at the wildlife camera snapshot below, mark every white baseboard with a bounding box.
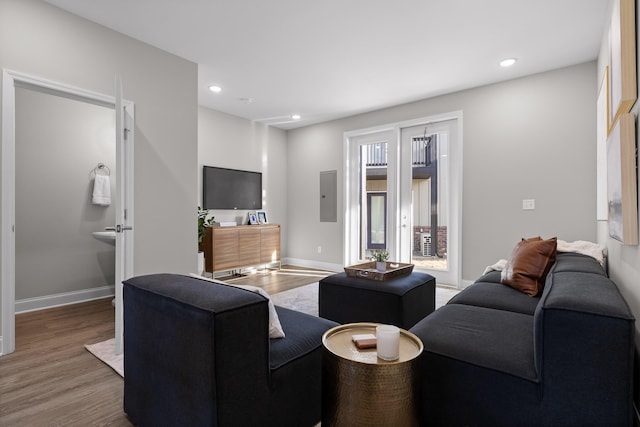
[283,257,343,273]
[15,285,115,314]
[0,336,3,356]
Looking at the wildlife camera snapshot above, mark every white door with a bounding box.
[0,71,135,356]
[114,77,134,355]
[399,119,460,286]
[344,129,396,265]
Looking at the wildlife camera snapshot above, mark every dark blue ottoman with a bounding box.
[319,272,435,329]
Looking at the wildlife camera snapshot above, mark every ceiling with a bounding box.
[44,0,609,130]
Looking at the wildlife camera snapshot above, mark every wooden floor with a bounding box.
[0,298,131,426]
[0,266,330,426]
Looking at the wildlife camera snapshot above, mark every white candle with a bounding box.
[376,324,400,361]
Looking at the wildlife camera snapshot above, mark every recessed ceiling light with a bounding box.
[291,114,301,120]
[499,58,517,67]
[208,85,222,93]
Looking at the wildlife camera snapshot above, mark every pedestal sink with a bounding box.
[92,231,116,245]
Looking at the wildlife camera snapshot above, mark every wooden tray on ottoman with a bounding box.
[344,262,414,281]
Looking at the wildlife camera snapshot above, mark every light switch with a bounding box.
[522,199,535,210]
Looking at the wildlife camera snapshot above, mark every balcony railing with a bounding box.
[366,143,387,166]
[365,136,435,167]
[412,136,434,166]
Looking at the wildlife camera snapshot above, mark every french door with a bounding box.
[345,113,461,287]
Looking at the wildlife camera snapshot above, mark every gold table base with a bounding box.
[321,323,423,427]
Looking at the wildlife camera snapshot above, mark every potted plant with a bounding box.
[371,249,389,271]
[197,207,214,275]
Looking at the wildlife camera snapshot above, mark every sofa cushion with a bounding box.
[411,304,538,382]
[475,270,502,284]
[543,271,635,319]
[501,236,557,296]
[551,252,607,276]
[269,306,338,370]
[448,281,540,315]
[267,308,338,427]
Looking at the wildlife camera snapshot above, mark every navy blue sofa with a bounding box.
[410,252,635,426]
[123,274,337,427]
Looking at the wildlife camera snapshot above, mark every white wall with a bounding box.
[287,62,597,282]
[198,107,288,256]
[0,0,197,322]
[15,87,116,299]
[596,1,640,340]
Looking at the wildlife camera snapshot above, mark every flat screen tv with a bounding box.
[203,166,262,210]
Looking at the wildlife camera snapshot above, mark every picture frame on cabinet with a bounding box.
[248,211,259,225]
[257,210,268,224]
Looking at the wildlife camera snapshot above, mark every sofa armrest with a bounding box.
[123,274,272,426]
[534,270,635,425]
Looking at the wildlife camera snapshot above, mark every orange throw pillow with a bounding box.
[501,237,557,296]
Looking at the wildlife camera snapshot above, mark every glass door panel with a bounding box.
[400,119,458,286]
[359,142,388,260]
[345,130,395,265]
[409,133,447,269]
[367,192,387,249]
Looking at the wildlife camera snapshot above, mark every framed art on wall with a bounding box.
[606,112,638,245]
[608,0,636,133]
[596,66,610,221]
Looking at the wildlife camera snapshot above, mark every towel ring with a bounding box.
[91,163,111,177]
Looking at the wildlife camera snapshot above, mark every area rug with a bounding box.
[270,282,319,316]
[84,338,123,378]
[84,282,459,377]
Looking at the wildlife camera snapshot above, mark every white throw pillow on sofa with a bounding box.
[189,274,285,338]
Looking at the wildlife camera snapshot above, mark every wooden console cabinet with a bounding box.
[200,224,281,273]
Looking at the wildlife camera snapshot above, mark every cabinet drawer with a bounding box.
[261,227,280,263]
[212,228,239,271]
[238,228,261,265]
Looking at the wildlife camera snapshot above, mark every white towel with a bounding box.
[92,174,111,206]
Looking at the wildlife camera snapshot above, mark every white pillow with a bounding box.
[189,274,285,338]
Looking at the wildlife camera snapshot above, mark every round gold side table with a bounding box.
[321,322,424,427]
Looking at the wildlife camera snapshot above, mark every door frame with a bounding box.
[0,69,134,355]
[344,127,396,265]
[344,111,463,286]
[399,116,462,286]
